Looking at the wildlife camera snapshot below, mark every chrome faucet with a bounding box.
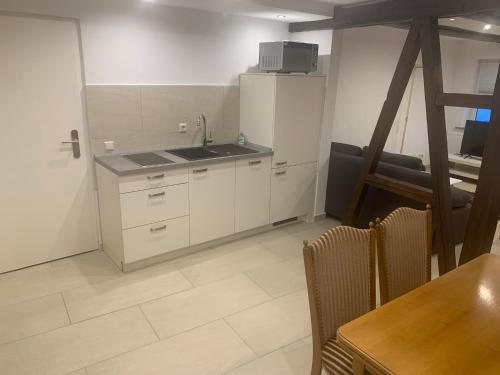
[197,114,213,147]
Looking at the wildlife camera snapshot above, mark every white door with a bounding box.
[235,156,271,232]
[189,161,236,245]
[270,163,317,223]
[0,15,98,273]
[273,75,325,167]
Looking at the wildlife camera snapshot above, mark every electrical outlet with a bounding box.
[178,123,187,133]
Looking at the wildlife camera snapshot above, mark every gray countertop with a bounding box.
[95,143,274,176]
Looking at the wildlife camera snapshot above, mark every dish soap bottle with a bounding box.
[238,133,247,145]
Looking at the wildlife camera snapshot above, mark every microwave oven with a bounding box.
[259,41,319,73]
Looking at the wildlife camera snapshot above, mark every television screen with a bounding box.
[475,108,492,122]
[460,121,488,158]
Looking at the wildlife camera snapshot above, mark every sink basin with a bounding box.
[167,147,220,161]
[208,144,259,157]
[168,144,258,161]
[124,152,174,167]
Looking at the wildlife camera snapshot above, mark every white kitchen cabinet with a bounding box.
[240,73,325,168]
[123,216,189,264]
[120,184,189,229]
[270,163,317,223]
[241,74,324,223]
[96,164,190,268]
[235,156,272,232]
[189,161,236,245]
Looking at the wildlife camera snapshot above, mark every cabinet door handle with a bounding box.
[150,225,167,233]
[148,191,166,198]
[249,160,262,166]
[275,161,287,166]
[147,174,165,180]
[275,171,287,176]
[193,168,208,174]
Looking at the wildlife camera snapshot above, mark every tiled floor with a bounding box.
[1,217,499,375]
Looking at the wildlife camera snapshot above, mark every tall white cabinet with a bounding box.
[240,73,325,223]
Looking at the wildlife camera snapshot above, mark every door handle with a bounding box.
[249,160,262,166]
[61,130,80,159]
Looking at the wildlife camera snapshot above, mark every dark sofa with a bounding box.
[325,142,473,245]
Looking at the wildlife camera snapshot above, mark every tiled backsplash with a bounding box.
[86,85,240,155]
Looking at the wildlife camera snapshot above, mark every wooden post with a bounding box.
[343,21,422,226]
[420,16,457,274]
[460,64,500,265]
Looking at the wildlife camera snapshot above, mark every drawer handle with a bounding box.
[275,161,287,166]
[193,168,208,174]
[148,191,166,198]
[150,225,167,233]
[147,174,165,180]
[275,171,287,176]
[249,160,262,166]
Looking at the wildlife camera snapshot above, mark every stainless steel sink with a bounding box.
[167,147,220,161]
[168,144,258,161]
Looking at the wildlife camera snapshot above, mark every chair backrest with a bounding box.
[303,226,376,346]
[376,206,432,305]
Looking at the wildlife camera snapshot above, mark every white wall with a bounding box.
[328,26,500,154]
[0,0,289,85]
[311,25,500,215]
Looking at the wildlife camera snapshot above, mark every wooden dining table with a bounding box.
[337,254,500,375]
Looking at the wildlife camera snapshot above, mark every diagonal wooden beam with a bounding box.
[460,64,500,265]
[289,0,500,32]
[343,21,422,226]
[420,16,456,274]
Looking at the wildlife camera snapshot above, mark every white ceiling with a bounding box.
[146,0,500,36]
[147,0,336,22]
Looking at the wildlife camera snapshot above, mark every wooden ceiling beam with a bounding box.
[289,0,500,32]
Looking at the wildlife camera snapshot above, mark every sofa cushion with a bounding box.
[450,187,474,208]
[363,147,425,171]
[332,142,363,157]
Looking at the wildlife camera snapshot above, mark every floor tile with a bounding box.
[0,293,69,345]
[63,263,192,322]
[141,274,271,339]
[225,290,311,356]
[66,370,87,375]
[178,244,281,286]
[245,257,306,298]
[0,307,157,375]
[225,338,313,375]
[86,320,255,375]
[0,251,120,307]
[171,237,256,270]
[259,235,305,261]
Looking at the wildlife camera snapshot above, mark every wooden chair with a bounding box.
[303,226,376,375]
[375,206,432,305]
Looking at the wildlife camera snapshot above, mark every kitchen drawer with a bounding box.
[120,184,189,229]
[123,216,189,263]
[119,168,188,193]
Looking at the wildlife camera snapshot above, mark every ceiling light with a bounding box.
[484,24,492,30]
[277,15,287,20]
[449,18,456,21]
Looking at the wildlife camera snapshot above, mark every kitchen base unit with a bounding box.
[95,154,275,271]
